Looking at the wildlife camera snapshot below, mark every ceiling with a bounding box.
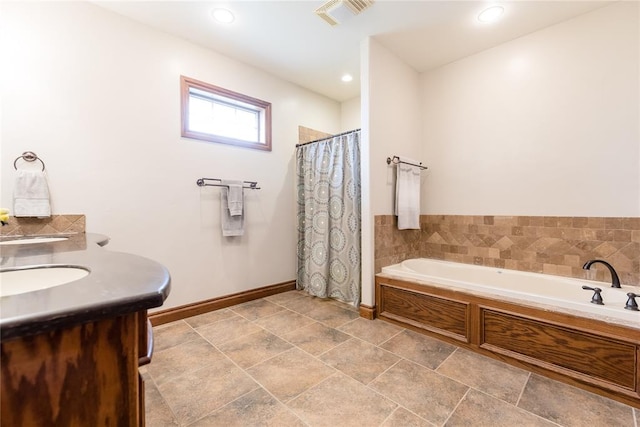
[94,1,611,102]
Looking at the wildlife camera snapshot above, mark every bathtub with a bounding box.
[376,258,640,407]
[381,258,640,327]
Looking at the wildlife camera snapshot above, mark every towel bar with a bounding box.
[386,156,427,170]
[196,178,260,189]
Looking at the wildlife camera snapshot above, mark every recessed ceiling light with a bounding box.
[341,74,353,82]
[212,8,235,24]
[477,6,504,23]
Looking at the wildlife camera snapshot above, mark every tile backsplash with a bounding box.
[375,215,640,286]
[0,215,85,236]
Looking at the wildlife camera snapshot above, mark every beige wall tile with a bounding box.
[0,214,86,236]
[375,215,639,286]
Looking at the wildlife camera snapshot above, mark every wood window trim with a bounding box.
[180,75,272,151]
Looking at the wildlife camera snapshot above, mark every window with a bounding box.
[180,76,272,151]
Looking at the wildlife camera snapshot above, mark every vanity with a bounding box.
[0,233,171,427]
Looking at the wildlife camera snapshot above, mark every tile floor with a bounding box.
[143,290,639,427]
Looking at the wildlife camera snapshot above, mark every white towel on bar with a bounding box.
[395,157,421,230]
[13,169,51,218]
[226,181,244,216]
[221,180,244,236]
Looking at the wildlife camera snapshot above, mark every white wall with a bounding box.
[368,40,422,216]
[0,2,341,310]
[420,2,640,216]
[360,38,421,306]
[340,96,361,132]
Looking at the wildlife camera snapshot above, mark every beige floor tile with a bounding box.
[518,374,636,427]
[139,366,150,379]
[288,373,397,427]
[436,348,530,404]
[319,338,400,384]
[380,329,457,369]
[183,308,235,329]
[230,299,286,321]
[283,321,351,356]
[265,290,308,304]
[304,302,360,328]
[381,407,435,427]
[157,365,259,426]
[254,308,315,336]
[281,294,326,313]
[190,388,305,427]
[217,329,293,369]
[370,359,468,425]
[152,320,199,352]
[247,347,336,402]
[144,379,178,426]
[196,314,263,345]
[338,317,403,345]
[326,297,359,312]
[445,389,557,427]
[147,337,235,385]
[143,294,640,426]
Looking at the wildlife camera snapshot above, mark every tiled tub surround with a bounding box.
[0,214,86,236]
[375,215,640,286]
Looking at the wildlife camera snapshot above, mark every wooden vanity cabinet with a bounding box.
[1,310,152,427]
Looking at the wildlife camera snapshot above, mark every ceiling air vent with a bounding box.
[315,0,374,26]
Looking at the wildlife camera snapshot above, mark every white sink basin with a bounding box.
[0,237,69,246]
[0,266,89,297]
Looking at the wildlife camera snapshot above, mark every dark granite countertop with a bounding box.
[0,233,171,340]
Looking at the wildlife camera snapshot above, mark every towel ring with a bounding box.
[13,151,45,171]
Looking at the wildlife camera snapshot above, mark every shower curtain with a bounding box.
[296,130,361,306]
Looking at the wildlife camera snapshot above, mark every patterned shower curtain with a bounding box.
[296,130,361,306]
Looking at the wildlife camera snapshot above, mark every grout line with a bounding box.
[183,386,262,427]
[515,371,531,408]
[141,368,182,425]
[377,407,398,426]
[230,363,312,426]
[433,345,458,372]
[440,387,471,427]
[375,402,438,427]
[377,326,405,347]
[313,336,354,359]
[336,316,359,332]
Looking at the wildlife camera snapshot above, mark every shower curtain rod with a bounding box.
[295,128,361,148]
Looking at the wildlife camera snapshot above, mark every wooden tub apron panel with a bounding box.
[379,284,470,342]
[375,275,640,409]
[480,308,636,390]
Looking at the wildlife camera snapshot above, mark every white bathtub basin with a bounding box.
[0,266,89,297]
[0,237,69,246]
[381,258,640,325]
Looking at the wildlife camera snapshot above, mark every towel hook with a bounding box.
[13,151,45,171]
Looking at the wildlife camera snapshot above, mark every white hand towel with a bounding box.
[221,180,244,236]
[394,157,421,230]
[13,169,51,218]
[224,181,244,216]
